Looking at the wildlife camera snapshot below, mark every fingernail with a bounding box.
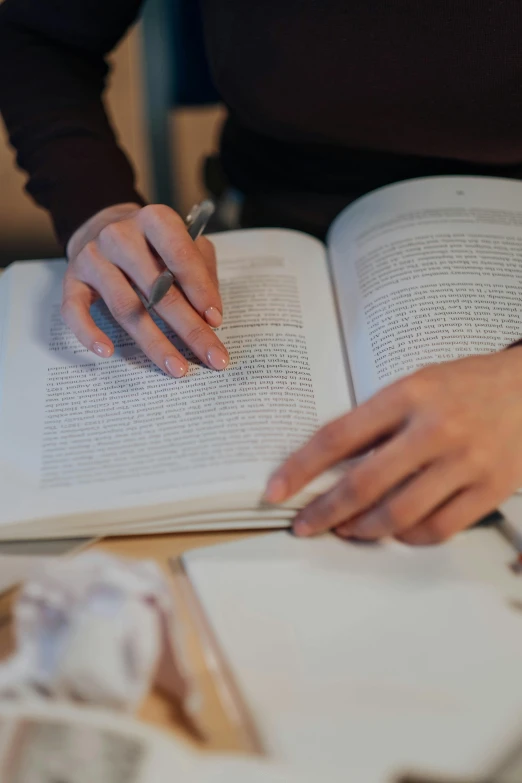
[263,475,288,504]
[293,518,312,537]
[205,306,222,328]
[165,356,187,378]
[207,345,229,370]
[92,341,113,358]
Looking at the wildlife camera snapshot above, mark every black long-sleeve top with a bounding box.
[1,0,522,247]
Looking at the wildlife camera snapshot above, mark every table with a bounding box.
[0,530,261,755]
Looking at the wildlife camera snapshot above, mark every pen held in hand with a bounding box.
[146,199,216,312]
[146,269,175,313]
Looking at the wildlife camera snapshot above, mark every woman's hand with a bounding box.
[264,350,522,545]
[62,202,229,377]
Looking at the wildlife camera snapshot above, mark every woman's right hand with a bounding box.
[62,202,229,377]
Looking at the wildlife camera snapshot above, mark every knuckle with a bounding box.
[109,291,140,324]
[395,372,430,407]
[98,221,124,247]
[82,239,99,260]
[140,204,161,222]
[429,415,464,446]
[399,379,423,406]
[75,240,98,271]
[143,336,167,359]
[185,323,211,347]
[141,203,181,226]
[99,221,137,255]
[463,446,491,477]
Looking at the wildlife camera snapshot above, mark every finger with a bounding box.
[94,231,229,371]
[290,428,433,536]
[61,275,114,358]
[78,251,189,377]
[396,486,498,546]
[334,457,471,541]
[196,236,218,282]
[154,287,229,370]
[137,205,223,326]
[196,236,221,319]
[264,388,409,504]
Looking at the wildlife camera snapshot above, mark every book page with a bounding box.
[328,176,522,401]
[184,530,522,783]
[0,229,350,535]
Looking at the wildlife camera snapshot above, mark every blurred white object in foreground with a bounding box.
[0,552,194,714]
[0,701,299,783]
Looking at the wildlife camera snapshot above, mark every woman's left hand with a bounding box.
[264,350,522,545]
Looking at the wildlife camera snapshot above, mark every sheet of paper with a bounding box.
[183,530,522,783]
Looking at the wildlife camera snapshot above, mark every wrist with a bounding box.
[66,202,143,261]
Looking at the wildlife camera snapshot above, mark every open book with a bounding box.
[1,175,522,539]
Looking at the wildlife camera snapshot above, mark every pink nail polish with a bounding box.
[92,341,112,358]
[165,356,187,378]
[207,345,229,370]
[205,306,222,327]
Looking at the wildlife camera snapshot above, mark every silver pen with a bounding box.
[146,199,216,312]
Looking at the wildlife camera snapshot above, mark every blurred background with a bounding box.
[0,7,226,265]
